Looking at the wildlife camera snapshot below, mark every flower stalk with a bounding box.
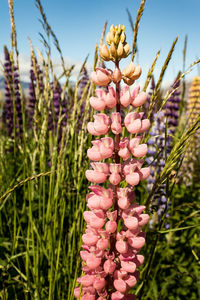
[74,24,150,300]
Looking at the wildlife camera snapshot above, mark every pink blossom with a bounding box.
[75,31,151,298]
[90,89,107,110]
[105,86,117,108]
[111,112,122,134]
[118,138,131,160]
[131,90,147,107]
[87,113,110,136]
[91,67,112,86]
[120,85,132,107]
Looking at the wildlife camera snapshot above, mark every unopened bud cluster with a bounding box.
[74,25,150,299]
[100,25,130,62]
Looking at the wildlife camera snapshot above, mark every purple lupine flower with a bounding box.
[147,75,181,228]
[28,57,44,126]
[164,73,181,154]
[3,46,22,136]
[146,111,169,228]
[77,67,91,131]
[49,78,68,137]
[78,67,90,98]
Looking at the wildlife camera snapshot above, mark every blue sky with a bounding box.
[1,0,200,85]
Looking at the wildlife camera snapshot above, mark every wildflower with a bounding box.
[74,24,150,299]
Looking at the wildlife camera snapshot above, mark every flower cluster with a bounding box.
[3,46,22,136]
[146,75,180,228]
[78,67,90,98]
[164,74,181,154]
[48,78,68,132]
[74,24,151,299]
[182,76,200,184]
[28,57,44,126]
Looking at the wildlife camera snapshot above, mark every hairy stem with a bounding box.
[108,60,121,297]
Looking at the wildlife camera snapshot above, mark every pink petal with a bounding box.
[87,122,98,135]
[131,144,148,158]
[114,279,127,293]
[82,233,99,246]
[131,91,147,107]
[90,97,106,110]
[133,254,144,267]
[77,274,95,287]
[85,170,107,183]
[124,216,139,230]
[118,197,130,210]
[105,87,117,108]
[87,195,101,210]
[81,295,95,300]
[139,119,150,133]
[86,256,101,269]
[97,238,109,250]
[87,148,103,161]
[125,274,137,288]
[125,173,140,186]
[116,240,128,254]
[103,259,116,274]
[138,214,149,226]
[121,261,136,273]
[139,167,150,180]
[131,85,140,99]
[128,236,145,249]
[99,197,113,210]
[111,291,125,300]
[129,136,142,150]
[80,250,90,261]
[93,278,106,290]
[118,147,131,160]
[127,119,142,134]
[105,220,117,233]
[109,173,121,185]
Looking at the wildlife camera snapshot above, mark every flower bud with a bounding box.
[123,43,130,57]
[129,64,142,80]
[117,24,122,34]
[117,41,124,58]
[123,77,135,86]
[110,42,117,58]
[114,33,120,45]
[122,62,135,78]
[106,32,111,45]
[112,68,122,83]
[120,32,126,43]
[110,24,115,32]
[100,44,110,61]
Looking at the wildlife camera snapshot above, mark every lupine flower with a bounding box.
[28,56,44,126]
[3,46,22,136]
[164,73,181,154]
[181,76,200,184]
[78,67,90,98]
[48,78,68,135]
[74,24,151,299]
[77,67,92,131]
[146,75,181,228]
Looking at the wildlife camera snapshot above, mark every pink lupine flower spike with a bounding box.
[74,24,150,299]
